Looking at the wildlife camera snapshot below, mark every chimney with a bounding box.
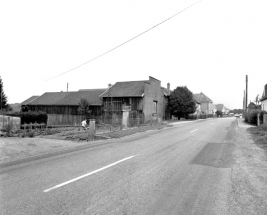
[167,83,170,95]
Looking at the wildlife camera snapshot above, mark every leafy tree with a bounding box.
[78,98,91,119]
[247,102,259,110]
[0,76,8,110]
[168,86,196,120]
[216,110,223,117]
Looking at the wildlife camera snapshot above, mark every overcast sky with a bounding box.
[1,0,266,109]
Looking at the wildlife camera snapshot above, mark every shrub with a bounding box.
[2,123,14,137]
[20,111,48,124]
[245,110,267,125]
[28,130,35,138]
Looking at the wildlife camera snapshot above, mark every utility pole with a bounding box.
[246,75,248,112]
[67,83,68,92]
[0,81,2,111]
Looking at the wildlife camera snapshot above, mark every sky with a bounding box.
[1,0,266,109]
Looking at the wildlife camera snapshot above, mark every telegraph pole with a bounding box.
[246,75,248,112]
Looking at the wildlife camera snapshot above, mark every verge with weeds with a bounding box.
[247,125,267,145]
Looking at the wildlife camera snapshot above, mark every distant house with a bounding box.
[193,92,214,114]
[215,104,230,114]
[211,104,217,114]
[192,100,201,115]
[224,107,230,114]
[215,104,224,113]
[23,89,106,116]
[261,84,267,111]
[100,76,171,122]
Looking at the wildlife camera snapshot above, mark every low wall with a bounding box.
[47,114,85,126]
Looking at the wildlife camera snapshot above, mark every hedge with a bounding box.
[20,111,48,124]
[245,109,267,125]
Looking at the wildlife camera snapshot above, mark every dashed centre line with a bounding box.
[190,129,198,133]
[43,154,139,193]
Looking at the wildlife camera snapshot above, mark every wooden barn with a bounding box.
[21,89,106,125]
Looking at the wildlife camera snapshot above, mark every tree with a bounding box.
[247,102,258,110]
[168,86,196,120]
[0,76,8,111]
[78,98,91,119]
[216,110,223,117]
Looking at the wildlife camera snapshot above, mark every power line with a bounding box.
[46,0,202,81]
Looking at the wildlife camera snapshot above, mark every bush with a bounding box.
[2,123,14,137]
[245,110,267,125]
[20,111,48,124]
[28,130,35,138]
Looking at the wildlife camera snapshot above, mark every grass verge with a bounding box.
[247,125,267,145]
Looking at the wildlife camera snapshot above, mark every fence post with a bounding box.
[87,119,95,142]
[257,113,260,126]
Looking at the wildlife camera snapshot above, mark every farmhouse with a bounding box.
[100,76,171,122]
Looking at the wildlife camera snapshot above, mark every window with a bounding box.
[153,101,157,113]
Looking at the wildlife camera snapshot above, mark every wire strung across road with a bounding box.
[46,0,202,81]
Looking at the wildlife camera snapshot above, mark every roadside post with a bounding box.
[88,119,95,142]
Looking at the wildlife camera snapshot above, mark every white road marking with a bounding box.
[190,129,198,133]
[43,154,140,193]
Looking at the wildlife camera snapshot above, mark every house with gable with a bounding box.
[261,84,267,111]
[100,76,171,122]
[193,92,214,114]
[215,104,230,115]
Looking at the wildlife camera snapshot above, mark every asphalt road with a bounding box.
[0,118,238,215]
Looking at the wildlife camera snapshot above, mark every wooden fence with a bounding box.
[47,114,86,126]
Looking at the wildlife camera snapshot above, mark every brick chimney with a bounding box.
[167,83,170,95]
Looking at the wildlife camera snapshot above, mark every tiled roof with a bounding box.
[215,104,224,111]
[28,89,106,106]
[193,92,213,103]
[100,81,148,97]
[21,96,39,105]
